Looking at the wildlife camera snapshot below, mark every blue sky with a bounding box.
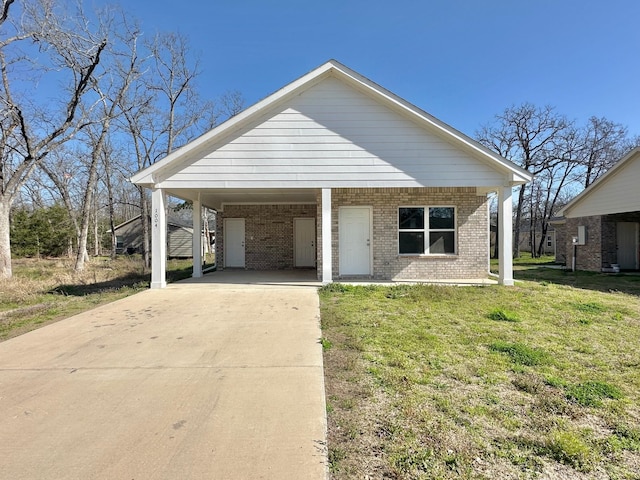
[109,0,639,138]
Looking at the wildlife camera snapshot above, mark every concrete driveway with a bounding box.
[0,273,327,479]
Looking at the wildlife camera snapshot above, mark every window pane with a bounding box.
[399,232,424,254]
[429,207,454,229]
[429,231,455,254]
[399,208,424,229]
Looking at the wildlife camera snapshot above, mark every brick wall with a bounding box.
[564,216,603,271]
[217,204,316,269]
[317,187,489,280]
[554,223,567,264]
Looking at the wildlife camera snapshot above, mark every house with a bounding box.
[111,215,210,258]
[130,60,531,288]
[553,147,640,271]
[517,227,556,256]
[489,225,556,258]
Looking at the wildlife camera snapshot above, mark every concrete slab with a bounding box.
[0,281,327,479]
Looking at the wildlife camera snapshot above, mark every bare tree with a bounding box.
[0,0,106,278]
[120,31,219,270]
[476,104,570,257]
[73,15,142,271]
[580,117,632,188]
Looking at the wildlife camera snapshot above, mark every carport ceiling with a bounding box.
[163,188,319,211]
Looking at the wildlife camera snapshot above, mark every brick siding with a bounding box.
[564,216,603,271]
[562,212,640,272]
[217,204,316,269]
[317,187,489,280]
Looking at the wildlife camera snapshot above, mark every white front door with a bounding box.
[339,207,371,275]
[294,218,316,267]
[224,218,245,268]
[617,222,639,270]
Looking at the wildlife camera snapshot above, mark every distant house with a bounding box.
[553,148,640,271]
[130,60,532,288]
[112,215,211,258]
[517,228,556,256]
[489,224,556,259]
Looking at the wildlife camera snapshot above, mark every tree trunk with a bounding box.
[74,155,101,271]
[0,199,12,279]
[93,189,100,257]
[140,187,150,270]
[103,154,117,260]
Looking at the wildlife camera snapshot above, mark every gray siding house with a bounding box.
[112,215,196,258]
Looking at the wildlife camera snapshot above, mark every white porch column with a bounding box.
[498,184,514,286]
[321,188,332,284]
[151,188,167,289]
[192,197,203,278]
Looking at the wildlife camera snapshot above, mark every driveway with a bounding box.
[0,274,327,479]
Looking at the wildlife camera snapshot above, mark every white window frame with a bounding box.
[398,206,457,256]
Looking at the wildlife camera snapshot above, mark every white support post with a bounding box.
[498,184,514,286]
[151,188,167,289]
[321,188,332,284]
[192,197,202,278]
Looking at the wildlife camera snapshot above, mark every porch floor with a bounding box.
[182,269,498,287]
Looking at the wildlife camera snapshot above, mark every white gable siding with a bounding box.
[159,77,507,189]
[566,156,640,217]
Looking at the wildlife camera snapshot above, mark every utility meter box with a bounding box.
[575,225,586,245]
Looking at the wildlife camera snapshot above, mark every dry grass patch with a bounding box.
[0,256,193,340]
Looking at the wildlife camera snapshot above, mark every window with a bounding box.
[398,207,456,255]
[116,235,124,251]
[547,235,552,247]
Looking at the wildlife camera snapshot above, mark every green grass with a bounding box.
[0,256,194,341]
[321,268,640,478]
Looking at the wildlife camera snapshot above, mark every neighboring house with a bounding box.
[517,228,556,256]
[111,215,206,258]
[489,225,556,258]
[131,60,531,288]
[553,147,640,271]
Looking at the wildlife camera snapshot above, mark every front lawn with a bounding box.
[320,270,640,478]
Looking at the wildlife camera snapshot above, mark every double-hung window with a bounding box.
[398,207,456,255]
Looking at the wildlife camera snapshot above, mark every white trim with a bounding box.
[221,201,317,208]
[192,197,202,278]
[338,206,373,276]
[498,185,514,286]
[321,189,332,283]
[150,189,167,289]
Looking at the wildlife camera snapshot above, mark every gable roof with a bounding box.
[560,147,640,218]
[131,60,531,193]
[110,214,194,233]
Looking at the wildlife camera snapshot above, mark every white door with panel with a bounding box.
[339,207,371,275]
[294,218,316,267]
[617,222,639,270]
[224,218,245,268]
